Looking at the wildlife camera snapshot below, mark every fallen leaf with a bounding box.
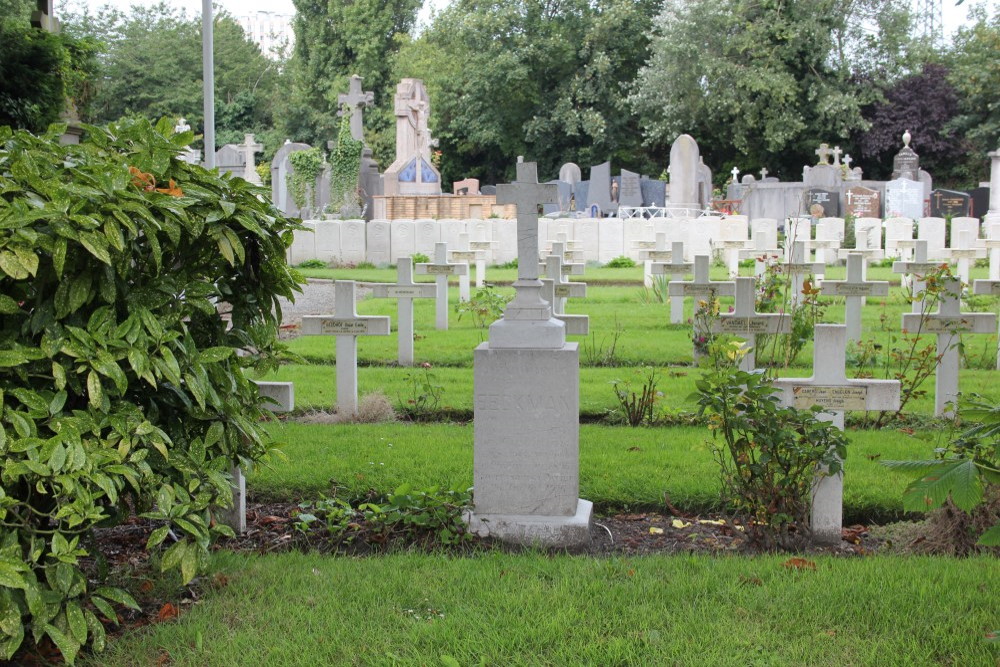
[139,579,154,593]
[739,575,763,587]
[156,650,172,666]
[259,515,288,525]
[698,519,725,526]
[782,558,817,571]
[649,527,665,535]
[157,602,179,622]
[211,573,229,588]
[671,519,691,529]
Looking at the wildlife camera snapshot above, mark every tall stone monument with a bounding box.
[383,79,442,196]
[466,158,592,547]
[668,134,700,213]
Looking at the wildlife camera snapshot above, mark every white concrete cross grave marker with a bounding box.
[783,241,824,307]
[943,230,985,286]
[774,325,900,544]
[544,253,588,317]
[469,159,591,547]
[669,254,735,359]
[893,240,945,315]
[416,242,468,330]
[240,134,264,185]
[820,253,889,343]
[711,277,791,371]
[538,241,585,277]
[651,240,693,324]
[738,231,781,279]
[448,233,480,303]
[981,223,1000,281]
[301,280,390,416]
[972,275,1000,369]
[371,258,437,366]
[541,275,589,336]
[901,279,996,417]
[469,238,493,287]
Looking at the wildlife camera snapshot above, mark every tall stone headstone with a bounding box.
[559,163,582,185]
[270,141,313,217]
[668,134,700,212]
[804,188,839,217]
[885,178,924,219]
[968,186,990,219]
[845,186,881,218]
[640,178,667,207]
[619,169,643,207]
[383,79,442,196]
[215,144,244,177]
[586,161,613,214]
[467,159,591,547]
[930,189,971,218]
[891,130,920,180]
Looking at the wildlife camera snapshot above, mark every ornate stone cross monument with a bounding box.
[338,74,374,143]
[468,159,591,547]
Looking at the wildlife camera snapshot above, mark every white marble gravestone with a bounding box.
[416,242,468,330]
[774,325,900,543]
[301,281,390,416]
[901,279,996,417]
[712,277,791,371]
[371,258,437,366]
[821,253,889,343]
[467,159,591,547]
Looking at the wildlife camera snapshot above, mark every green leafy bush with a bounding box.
[0,118,301,662]
[604,255,636,268]
[411,252,430,264]
[455,286,511,328]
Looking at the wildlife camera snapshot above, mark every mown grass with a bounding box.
[253,421,937,522]
[90,551,998,666]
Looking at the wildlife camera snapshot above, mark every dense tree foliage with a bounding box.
[61,4,282,156]
[280,0,422,164]
[396,0,660,184]
[0,1,98,133]
[630,0,919,181]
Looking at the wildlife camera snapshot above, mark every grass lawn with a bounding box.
[90,551,998,666]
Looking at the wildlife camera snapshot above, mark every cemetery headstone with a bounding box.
[804,188,839,217]
[711,277,791,371]
[669,134,700,210]
[650,240,692,324]
[968,186,990,219]
[885,178,924,220]
[821,253,889,343]
[619,169,643,207]
[468,159,591,546]
[891,130,920,180]
[901,279,996,416]
[448,233,480,302]
[640,177,667,207]
[559,163,582,185]
[586,161,614,213]
[337,74,374,142]
[930,189,972,218]
[774,325,900,543]
[240,134,263,185]
[669,255,735,359]
[301,281,390,416]
[844,186,881,218]
[416,242,467,330]
[972,275,1000,369]
[372,258,437,366]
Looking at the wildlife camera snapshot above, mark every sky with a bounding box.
[59,0,991,36]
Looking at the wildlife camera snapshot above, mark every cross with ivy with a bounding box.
[337,75,374,143]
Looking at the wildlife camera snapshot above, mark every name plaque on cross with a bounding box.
[721,240,749,249]
[424,265,458,275]
[949,249,980,259]
[827,284,881,297]
[792,385,869,411]
[450,251,479,261]
[469,241,492,251]
[717,317,773,334]
[318,319,387,335]
[555,284,586,298]
[373,285,436,299]
[918,317,984,333]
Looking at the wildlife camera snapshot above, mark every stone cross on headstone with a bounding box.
[372,258,437,366]
[730,166,740,183]
[448,233,481,303]
[774,325,900,544]
[759,167,769,180]
[815,143,833,165]
[492,159,563,349]
[843,154,853,170]
[468,159,591,547]
[893,240,943,315]
[301,280,390,416]
[821,253,889,343]
[712,277,791,371]
[240,133,263,185]
[416,242,468,330]
[944,230,985,286]
[783,241,824,307]
[338,74,374,143]
[831,146,843,166]
[972,276,1000,370]
[901,279,996,417]
[543,252,587,317]
[650,240,692,324]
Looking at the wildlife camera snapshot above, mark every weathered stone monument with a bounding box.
[467,159,592,546]
[239,134,263,185]
[383,79,442,196]
[668,134,701,213]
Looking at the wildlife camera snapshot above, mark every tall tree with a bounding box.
[630,0,918,181]
[62,4,281,155]
[279,0,421,162]
[397,0,660,185]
